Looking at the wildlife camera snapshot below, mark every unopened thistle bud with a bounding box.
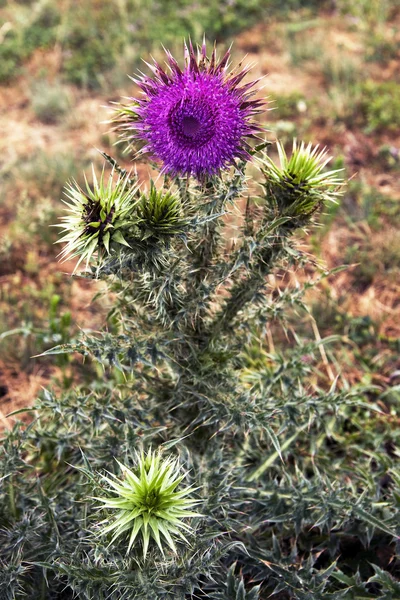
[261,140,343,225]
[56,167,140,272]
[94,449,202,560]
[137,183,188,241]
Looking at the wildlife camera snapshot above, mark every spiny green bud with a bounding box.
[137,182,188,241]
[56,166,140,272]
[260,140,344,224]
[94,449,202,560]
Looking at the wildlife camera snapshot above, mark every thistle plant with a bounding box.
[95,450,201,559]
[1,40,399,600]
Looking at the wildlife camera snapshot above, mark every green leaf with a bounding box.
[353,506,399,539]
[247,426,307,481]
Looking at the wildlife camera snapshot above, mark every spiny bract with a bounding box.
[94,450,202,559]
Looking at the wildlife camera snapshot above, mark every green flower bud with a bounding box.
[94,449,202,560]
[56,166,140,272]
[137,182,188,241]
[261,140,344,225]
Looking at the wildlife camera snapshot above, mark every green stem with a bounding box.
[40,569,47,600]
[191,197,224,286]
[8,476,17,519]
[204,239,286,346]
[99,151,138,189]
[185,165,247,335]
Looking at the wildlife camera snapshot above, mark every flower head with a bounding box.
[261,141,344,222]
[95,450,202,559]
[57,167,140,271]
[114,40,264,178]
[137,182,188,240]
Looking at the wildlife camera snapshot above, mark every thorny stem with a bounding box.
[185,196,225,337]
[99,151,139,188]
[8,476,17,519]
[40,570,47,600]
[203,233,287,347]
[190,192,225,286]
[185,164,247,335]
[176,175,191,205]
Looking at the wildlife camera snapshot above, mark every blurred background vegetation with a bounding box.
[0,0,399,422]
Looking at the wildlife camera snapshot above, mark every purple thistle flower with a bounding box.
[115,41,264,179]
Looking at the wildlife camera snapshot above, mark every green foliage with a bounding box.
[123,0,269,49]
[345,225,400,289]
[358,81,400,133]
[340,180,400,228]
[321,55,361,89]
[323,77,400,133]
[270,91,307,120]
[285,20,324,67]
[8,150,88,200]
[211,563,261,599]
[336,0,399,27]
[61,2,124,89]
[22,1,60,54]
[0,31,26,83]
[3,127,399,597]
[30,79,71,124]
[377,145,400,172]
[137,184,189,240]
[0,285,72,369]
[0,2,60,84]
[0,0,336,87]
[365,31,400,64]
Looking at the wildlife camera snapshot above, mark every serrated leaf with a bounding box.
[353,506,399,539]
[248,426,306,481]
